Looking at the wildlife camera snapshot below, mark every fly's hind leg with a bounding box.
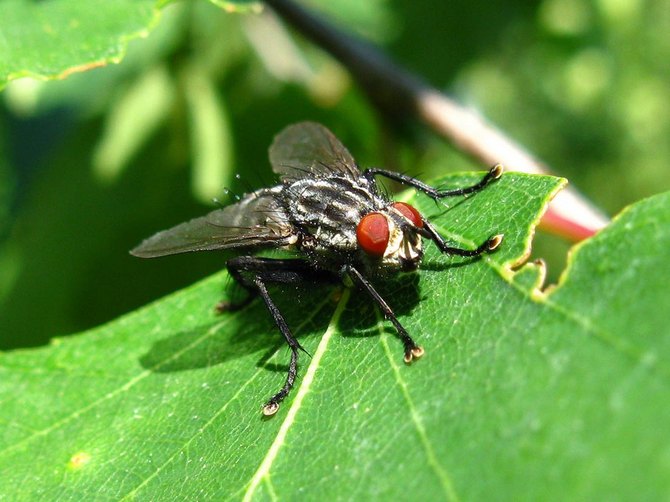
[225,256,334,416]
[252,276,301,416]
[215,260,262,313]
[217,254,320,312]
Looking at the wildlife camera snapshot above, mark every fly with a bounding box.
[131,122,504,416]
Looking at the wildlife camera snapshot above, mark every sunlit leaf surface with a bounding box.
[1,174,668,499]
[0,0,257,88]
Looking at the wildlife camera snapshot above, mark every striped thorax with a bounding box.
[282,175,424,272]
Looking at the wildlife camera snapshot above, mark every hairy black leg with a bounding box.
[343,264,424,363]
[364,164,503,199]
[225,256,336,416]
[364,164,503,256]
[253,277,301,416]
[420,221,504,257]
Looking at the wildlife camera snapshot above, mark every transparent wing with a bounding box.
[269,122,360,183]
[130,190,294,258]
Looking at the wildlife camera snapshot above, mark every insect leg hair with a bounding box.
[342,264,424,363]
[225,256,333,416]
[363,164,502,199]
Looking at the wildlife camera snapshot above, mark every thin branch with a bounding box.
[264,0,609,240]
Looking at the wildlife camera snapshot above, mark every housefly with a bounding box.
[131,122,503,416]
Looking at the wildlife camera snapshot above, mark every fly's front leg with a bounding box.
[420,221,504,257]
[363,164,504,257]
[364,164,503,199]
[343,264,424,363]
[225,256,327,416]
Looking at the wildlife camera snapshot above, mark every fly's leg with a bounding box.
[253,277,301,416]
[218,256,320,312]
[364,164,503,198]
[419,221,504,257]
[225,256,334,416]
[343,264,424,363]
[365,164,504,257]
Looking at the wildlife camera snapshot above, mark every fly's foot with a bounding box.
[261,382,293,417]
[403,345,425,364]
[486,234,504,252]
[489,163,504,180]
[262,401,280,417]
[215,301,232,314]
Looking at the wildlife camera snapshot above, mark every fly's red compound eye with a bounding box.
[356,213,390,257]
[392,202,423,228]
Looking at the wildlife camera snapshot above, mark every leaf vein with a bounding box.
[241,289,351,502]
[379,323,461,502]
[0,318,231,457]
[120,294,337,499]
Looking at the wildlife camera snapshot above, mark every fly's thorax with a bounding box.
[279,176,425,271]
[283,175,383,253]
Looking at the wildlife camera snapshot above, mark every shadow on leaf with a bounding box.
[340,272,422,339]
[419,254,488,272]
[139,282,338,373]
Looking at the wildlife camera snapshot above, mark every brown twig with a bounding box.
[264,0,609,241]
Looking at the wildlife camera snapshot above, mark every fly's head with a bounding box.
[356,202,425,271]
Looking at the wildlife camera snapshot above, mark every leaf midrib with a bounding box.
[239,289,352,502]
[379,325,460,502]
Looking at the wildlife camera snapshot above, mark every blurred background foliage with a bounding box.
[1,0,669,349]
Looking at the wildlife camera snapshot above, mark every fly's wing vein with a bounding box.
[130,190,293,258]
[269,122,360,183]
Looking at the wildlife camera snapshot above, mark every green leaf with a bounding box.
[1,172,667,500]
[0,0,257,89]
[0,0,161,88]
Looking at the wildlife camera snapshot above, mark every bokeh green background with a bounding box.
[1,0,669,349]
